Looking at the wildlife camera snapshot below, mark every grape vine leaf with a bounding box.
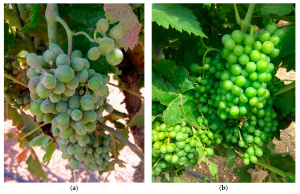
[4,22,15,55]
[4,8,21,29]
[152,4,207,38]
[102,159,125,174]
[282,53,295,72]
[20,113,43,142]
[152,59,199,127]
[233,164,255,183]
[6,104,23,129]
[111,121,129,158]
[28,135,55,165]
[279,27,295,58]
[209,162,218,176]
[225,148,236,169]
[127,103,144,127]
[173,177,185,183]
[273,89,295,112]
[16,147,29,165]
[26,149,48,181]
[254,4,294,17]
[104,4,141,51]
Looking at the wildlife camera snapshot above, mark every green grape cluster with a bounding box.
[26,44,114,172]
[152,120,222,175]
[4,57,30,109]
[189,22,286,166]
[152,102,167,116]
[87,18,125,66]
[18,4,34,24]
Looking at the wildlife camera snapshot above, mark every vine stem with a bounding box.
[107,82,144,99]
[152,157,162,170]
[4,72,28,88]
[73,31,97,43]
[256,160,293,178]
[202,48,221,78]
[45,4,58,45]
[71,168,75,183]
[55,16,73,57]
[97,122,144,161]
[233,4,241,25]
[21,122,50,140]
[241,4,256,33]
[273,82,295,96]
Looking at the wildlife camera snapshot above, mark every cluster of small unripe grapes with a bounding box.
[87,18,125,66]
[26,43,115,172]
[152,119,223,175]
[152,102,167,116]
[189,22,286,165]
[4,57,30,109]
[17,4,34,24]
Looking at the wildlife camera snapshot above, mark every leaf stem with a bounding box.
[21,122,50,140]
[233,4,241,26]
[256,160,293,179]
[98,122,144,161]
[152,157,162,170]
[107,82,144,99]
[45,4,58,45]
[273,82,295,96]
[55,16,73,57]
[73,31,97,43]
[241,4,256,32]
[4,72,28,88]
[71,168,75,183]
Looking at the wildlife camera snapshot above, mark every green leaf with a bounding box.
[20,113,43,142]
[209,162,218,176]
[6,104,23,127]
[153,59,194,93]
[104,159,125,172]
[152,4,207,38]
[4,22,15,56]
[173,177,185,183]
[279,27,295,58]
[6,133,15,139]
[268,14,295,22]
[28,135,55,165]
[254,4,294,17]
[225,148,236,169]
[282,53,295,72]
[4,8,21,29]
[127,103,144,127]
[233,164,255,183]
[165,172,170,181]
[110,121,129,158]
[26,149,48,181]
[273,89,295,112]
[214,144,227,158]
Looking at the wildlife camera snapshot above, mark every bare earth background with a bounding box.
[4,75,144,183]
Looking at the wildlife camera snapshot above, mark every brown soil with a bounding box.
[4,74,144,183]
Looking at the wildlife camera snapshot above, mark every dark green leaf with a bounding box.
[152,4,207,38]
[104,159,126,172]
[273,89,295,112]
[26,149,48,181]
[6,104,23,127]
[110,121,129,158]
[4,8,20,29]
[6,133,15,139]
[282,53,295,72]
[214,144,227,158]
[279,27,295,58]
[165,172,170,181]
[20,113,43,142]
[254,4,294,17]
[4,22,15,55]
[225,148,236,169]
[28,135,55,165]
[233,164,255,183]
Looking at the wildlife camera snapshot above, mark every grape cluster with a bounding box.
[152,102,167,116]
[87,18,125,66]
[27,44,115,172]
[189,22,286,165]
[152,119,224,175]
[4,58,30,109]
[18,4,34,24]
